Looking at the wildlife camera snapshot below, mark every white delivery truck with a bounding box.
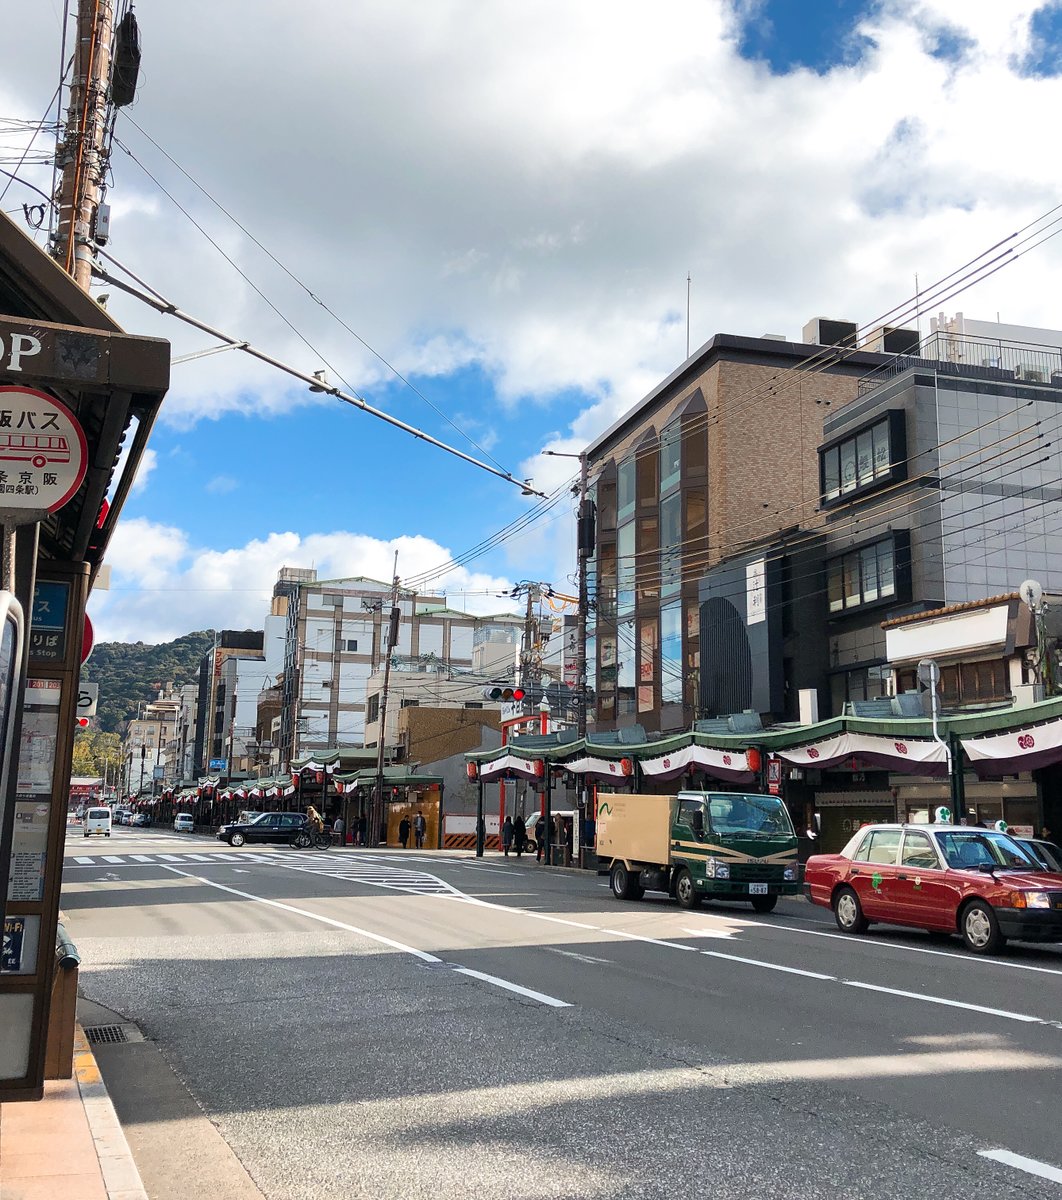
[83,806,112,838]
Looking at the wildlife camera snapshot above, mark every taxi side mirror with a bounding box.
[691,809,704,835]
[807,813,822,840]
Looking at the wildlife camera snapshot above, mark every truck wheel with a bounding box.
[675,869,702,909]
[750,895,778,914]
[610,863,643,901]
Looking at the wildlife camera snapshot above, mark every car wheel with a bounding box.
[961,900,1006,955]
[751,894,778,914]
[675,868,702,909]
[833,886,868,934]
[610,862,643,901]
[229,832,245,847]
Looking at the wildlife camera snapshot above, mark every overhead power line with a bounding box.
[92,248,546,498]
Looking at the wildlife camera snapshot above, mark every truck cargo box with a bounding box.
[597,793,673,865]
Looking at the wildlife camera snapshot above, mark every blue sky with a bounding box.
[5,1,1062,641]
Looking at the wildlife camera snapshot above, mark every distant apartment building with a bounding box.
[277,570,522,764]
[193,629,265,774]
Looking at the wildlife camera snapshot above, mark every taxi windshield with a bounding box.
[936,830,1038,871]
[706,794,793,838]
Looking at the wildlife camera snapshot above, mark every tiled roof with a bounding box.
[881,593,1018,630]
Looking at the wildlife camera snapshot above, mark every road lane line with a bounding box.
[700,949,833,980]
[769,921,1062,977]
[978,1148,1062,1185]
[158,865,572,1007]
[450,967,571,1007]
[545,948,613,965]
[844,981,1045,1025]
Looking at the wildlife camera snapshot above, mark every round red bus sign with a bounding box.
[0,386,88,518]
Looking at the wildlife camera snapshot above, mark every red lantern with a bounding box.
[291,772,299,786]
[533,760,545,778]
[316,771,324,784]
[466,761,478,780]
[746,747,762,773]
[620,757,633,777]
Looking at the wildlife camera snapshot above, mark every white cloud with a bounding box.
[90,521,519,643]
[204,474,238,495]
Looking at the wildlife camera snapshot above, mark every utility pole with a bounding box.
[575,452,592,738]
[56,0,114,290]
[370,552,400,847]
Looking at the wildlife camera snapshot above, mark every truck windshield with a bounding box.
[706,794,793,838]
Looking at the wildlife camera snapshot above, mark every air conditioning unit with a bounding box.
[1016,366,1044,383]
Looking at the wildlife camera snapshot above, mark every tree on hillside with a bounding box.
[71,729,123,778]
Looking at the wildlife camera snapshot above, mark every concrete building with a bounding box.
[194,629,265,774]
[584,323,898,735]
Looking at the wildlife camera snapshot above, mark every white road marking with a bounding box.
[130,854,153,862]
[158,865,571,1008]
[102,855,124,863]
[701,949,833,980]
[769,921,1062,977]
[544,947,613,965]
[978,1147,1062,1184]
[450,967,571,1007]
[845,981,1044,1025]
[73,856,94,864]
[156,854,184,861]
[683,926,737,940]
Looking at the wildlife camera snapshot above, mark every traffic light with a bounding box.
[482,684,525,702]
[76,716,90,728]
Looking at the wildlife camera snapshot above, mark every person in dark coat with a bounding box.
[513,813,527,858]
[501,815,514,857]
[399,815,411,849]
[535,817,547,863]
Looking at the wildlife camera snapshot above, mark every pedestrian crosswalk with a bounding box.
[64,849,466,898]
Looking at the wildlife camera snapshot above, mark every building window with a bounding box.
[820,412,905,505]
[638,617,658,713]
[660,422,681,494]
[618,619,636,715]
[661,602,682,704]
[617,522,635,616]
[367,693,380,723]
[617,458,636,523]
[826,537,901,613]
[345,639,358,652]
[463,701,484,709]
[660,491,681,599]
[400,699,419,709]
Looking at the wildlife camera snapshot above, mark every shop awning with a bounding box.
[479,754,543,782]
[961,718,1062,777]
[557,755,633,783]
[640,743,756,784]
[777,732,949,776]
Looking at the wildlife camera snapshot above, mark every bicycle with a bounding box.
[290,826,332,850]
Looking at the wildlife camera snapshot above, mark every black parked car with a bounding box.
[217,811,307,847]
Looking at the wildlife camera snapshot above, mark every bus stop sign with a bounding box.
[0,386,87,521]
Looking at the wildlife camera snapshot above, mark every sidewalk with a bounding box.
[0,1026,147,1200]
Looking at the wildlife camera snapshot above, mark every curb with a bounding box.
[72,1024,148,1200]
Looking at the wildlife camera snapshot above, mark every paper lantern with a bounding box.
[746,748,762,773]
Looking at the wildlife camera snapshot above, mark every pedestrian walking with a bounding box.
[356,815,366,846]
[513,812,526,858]
[535,817,546,863]
[414,810,426,849]
[333,815,344,845]
[501,815,514,857]
[399,815,411,849]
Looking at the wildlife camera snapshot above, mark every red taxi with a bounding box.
[804,823,1062,955]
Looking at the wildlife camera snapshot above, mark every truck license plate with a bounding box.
[749,883,768,895]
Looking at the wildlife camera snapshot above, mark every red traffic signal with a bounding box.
[76,716,90,728]
[512,687,525,702]
[482,684,526,702]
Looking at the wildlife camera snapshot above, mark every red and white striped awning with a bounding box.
[777,732,949,776]
[961,718,1062,777]
[640,744,755,784]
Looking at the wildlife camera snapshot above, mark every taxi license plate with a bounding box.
[749,883,768,895]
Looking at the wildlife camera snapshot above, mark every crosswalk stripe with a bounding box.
[73,856,94,864]
[102,855,124,863]
[130,854,153,861]
[157,854,184,861]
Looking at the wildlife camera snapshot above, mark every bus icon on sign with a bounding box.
[0,433,71,469]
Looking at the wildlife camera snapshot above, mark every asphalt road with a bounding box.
[61,823,1062,1199]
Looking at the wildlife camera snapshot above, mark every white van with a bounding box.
[83,807,112,838]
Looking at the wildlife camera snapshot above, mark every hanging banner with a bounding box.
[776,732,949,776]
[961,718,1062,777]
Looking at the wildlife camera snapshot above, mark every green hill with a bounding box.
[81,631,216,732]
